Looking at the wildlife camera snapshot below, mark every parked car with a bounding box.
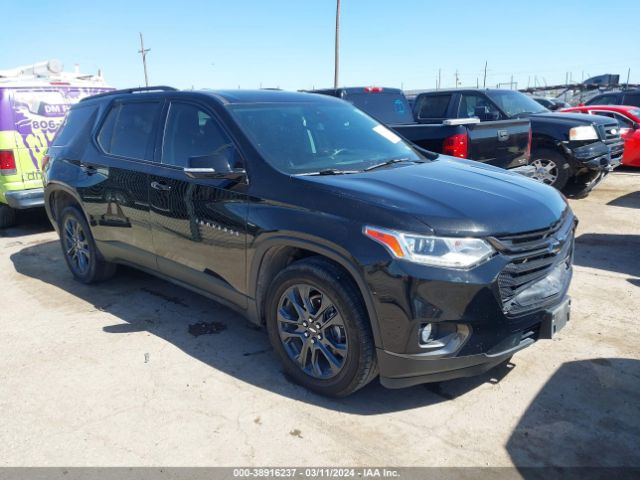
[414,89,624,194]
[532,97,570,111]
[0,60,111,228]
[306,87,531,171]
[560,105,640,167]
[44,87,575,397]
[584,89,640,108]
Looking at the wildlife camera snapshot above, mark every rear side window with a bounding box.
[344,93,414,124]
[98,102,160,160]
[416,95,451,120]
[52,105,98,147]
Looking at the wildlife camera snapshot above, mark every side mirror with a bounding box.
[184,148,246,181]
[633,122,640,130]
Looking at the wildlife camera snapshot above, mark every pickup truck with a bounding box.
[307,87,531,171]
[413,89,624,195]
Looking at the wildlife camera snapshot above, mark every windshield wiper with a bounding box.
[297,168,360,176]
[364,158,423,172]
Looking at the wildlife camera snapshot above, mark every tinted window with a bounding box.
[622,93,640,107]
[458,93,502,118]
[162,103,236,167]
[416,94,451,119]
[586,94,619,106]
[98,102,160,159]
[52,105,98,147]
[344,92,414,124]
[229,102,424,175]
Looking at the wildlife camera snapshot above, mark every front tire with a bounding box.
[529,148,570,190]
[58,206,116,283]
[0,203,17,229]
[266,257,377,397]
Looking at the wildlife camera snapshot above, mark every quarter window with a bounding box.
[162,103,236,168]
[98,102,160,160]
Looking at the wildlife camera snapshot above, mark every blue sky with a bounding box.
[2,0,638,90]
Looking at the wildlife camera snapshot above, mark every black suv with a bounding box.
[585,89,640,108]
[44,87,575,397]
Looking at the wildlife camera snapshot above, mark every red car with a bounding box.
[561,105,640,167]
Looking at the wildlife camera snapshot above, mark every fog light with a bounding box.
[419,323,433,344]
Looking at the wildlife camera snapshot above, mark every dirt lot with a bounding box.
[1,171,639,468]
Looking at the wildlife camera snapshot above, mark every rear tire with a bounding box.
[529,148,570,190]
[0,203,17,229]
[265,257,377,397]
[58,205,116,283]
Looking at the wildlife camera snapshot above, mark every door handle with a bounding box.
[151,181,172,192]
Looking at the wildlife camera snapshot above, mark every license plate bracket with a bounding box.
[540,297,571,339]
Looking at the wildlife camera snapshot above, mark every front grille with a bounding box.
[491,212,576,315]
[598,123,625,159]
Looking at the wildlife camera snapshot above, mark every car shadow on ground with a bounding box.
[574,233,640,279]
[507,358,640,469]
[0,209,52,238]
[10,240,520,415]
[606,190,640,209]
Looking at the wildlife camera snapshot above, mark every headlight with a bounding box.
[569,125,598,141]
[363,226,495,269]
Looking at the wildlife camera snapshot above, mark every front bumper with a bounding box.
[366,213,575,388]
[565,140,623,172]
[378,339,529,388]
[3,188,45,209]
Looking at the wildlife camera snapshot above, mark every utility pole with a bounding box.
[483,61,487,88]
[138,32,150,87]
[455,69,459,88]
[627,68,631,89]
[333,0,341,88]
[438,68,441,90]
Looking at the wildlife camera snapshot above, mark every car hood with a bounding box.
[530,111,615,126]
[299,158,568,237]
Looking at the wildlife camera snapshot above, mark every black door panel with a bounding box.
[150,101,248,304]
[150,170,248,302]
[75,100,163,269]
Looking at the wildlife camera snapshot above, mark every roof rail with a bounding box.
[80,85,177,102]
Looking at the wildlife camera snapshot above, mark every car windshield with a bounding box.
[228,101,426,175]
[485,90,549,117]
[629,108,640,119]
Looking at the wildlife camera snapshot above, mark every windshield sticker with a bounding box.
[372,124,401,144]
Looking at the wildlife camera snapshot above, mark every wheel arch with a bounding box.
[531,133,564,155]
[249,236,383,349]
[45,183,89,229]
